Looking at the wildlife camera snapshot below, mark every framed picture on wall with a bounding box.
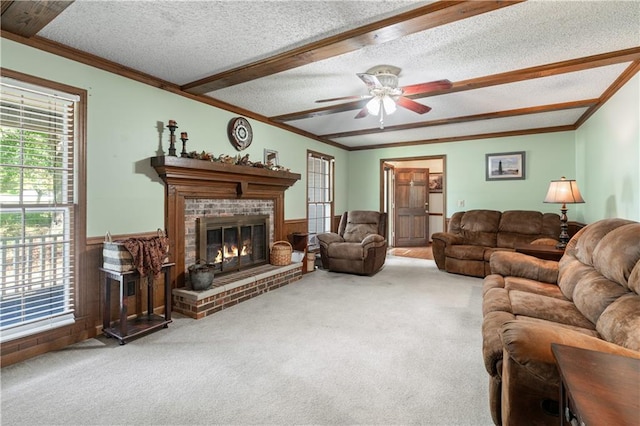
[486,151,525,181]
[264,149,279,166]
[428,173,443,192]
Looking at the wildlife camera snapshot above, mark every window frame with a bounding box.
[306,150,334,250]
[0,68,86,343]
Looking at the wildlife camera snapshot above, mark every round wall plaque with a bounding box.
[227,117,253,151]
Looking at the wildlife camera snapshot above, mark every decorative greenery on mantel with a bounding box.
[150,156,301,182]
[183,150,291,173]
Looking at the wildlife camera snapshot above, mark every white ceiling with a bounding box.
[4,0,640,150]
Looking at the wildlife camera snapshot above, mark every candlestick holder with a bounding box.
[166,122,178,156]
[180,137,188,157]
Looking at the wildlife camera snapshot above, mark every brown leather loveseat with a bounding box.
[482,218,640,425]
[432,210,561,277]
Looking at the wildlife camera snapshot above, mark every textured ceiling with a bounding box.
[4,0,639,150]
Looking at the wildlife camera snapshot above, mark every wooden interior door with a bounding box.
[394,168,429,247]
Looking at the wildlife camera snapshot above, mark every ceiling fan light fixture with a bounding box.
[366,97,381,115]
[382,95,397,114]
[376,73,399,89]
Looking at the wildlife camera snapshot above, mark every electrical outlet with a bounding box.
[458,200,465,208]
[127,281,136,296]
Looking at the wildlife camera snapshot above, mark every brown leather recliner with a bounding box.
[317,210,387,276]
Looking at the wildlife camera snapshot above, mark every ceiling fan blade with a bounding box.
[354,106,370,119]
[357,73,382,90]
[401,79,452,96]
[316,94,371,103]
[396,97,432,114]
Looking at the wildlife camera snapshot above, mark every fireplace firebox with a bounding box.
[197,215,270,275]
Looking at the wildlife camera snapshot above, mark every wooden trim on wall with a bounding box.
[1,230,162,367]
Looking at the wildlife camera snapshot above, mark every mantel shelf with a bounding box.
[150,156,301,190]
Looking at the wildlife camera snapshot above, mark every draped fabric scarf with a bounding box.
[123,235,169,277]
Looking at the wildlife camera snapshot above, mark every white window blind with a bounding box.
[0,77,78,342]
[307,151,334,249]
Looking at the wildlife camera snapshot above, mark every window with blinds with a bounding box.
[0,76,79,342]
[307,151,334,250]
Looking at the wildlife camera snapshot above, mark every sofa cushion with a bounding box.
[630,261,640,295]
[497,211,561,248]
[592,223,640,289]
[342,210,382,242]
[557,260,598,300]
[343,223,379,242]
[483,287,512,316]
[455,209,501,247]
[571,218,635,266]
[482,274,505,296]
[597,293,640,351]
[573,274,629,325]
[445,244,485,260]
[504,276,565,299]
[490,251,559,284]
[509,290,595,329]
[326,242,364,260]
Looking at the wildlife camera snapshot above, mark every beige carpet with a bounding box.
[388,246,433,260]
[1,256,490,426]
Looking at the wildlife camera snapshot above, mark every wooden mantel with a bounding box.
[151,156,301,289]
[151,155,300,194]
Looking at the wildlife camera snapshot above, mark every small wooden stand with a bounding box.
[100,263,174,345]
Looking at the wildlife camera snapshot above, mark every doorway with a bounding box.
[380,156,446,248]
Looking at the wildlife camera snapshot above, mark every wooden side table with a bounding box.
[552,343,640,426]
[515,243,564,261]
[100,263,174,345]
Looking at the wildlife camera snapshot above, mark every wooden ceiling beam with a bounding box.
[349,125,576,151]
[272,46,640,122]
[320,99,598,139]
[181,1,523,95]
[574,60,640,128]
[1,0,73,38]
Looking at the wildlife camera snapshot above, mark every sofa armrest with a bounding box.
[431,232,465,269]
[361,234,385,249]
[316,232,344,247]
[490,251,559,284]
[500,320,640,384]
[431,232,465,246]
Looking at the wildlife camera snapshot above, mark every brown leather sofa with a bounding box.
[317,210,387,276]
[482,218,640,425]
[432,210,561,277]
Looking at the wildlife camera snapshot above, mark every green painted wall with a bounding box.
[0,39,349,236]
[348,132,576,218]
[575,74,640,222]
[2,38,638,236]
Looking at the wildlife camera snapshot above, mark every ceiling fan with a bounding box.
[316,65,452,129]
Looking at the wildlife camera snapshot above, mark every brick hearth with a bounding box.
[173,262,303,319]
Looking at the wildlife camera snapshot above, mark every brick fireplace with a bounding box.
[185,201,273,277]
[151,156,302,318]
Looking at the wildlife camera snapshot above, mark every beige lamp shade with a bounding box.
[544,177,585,204]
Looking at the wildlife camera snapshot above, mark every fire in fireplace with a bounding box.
[197,215,270,275]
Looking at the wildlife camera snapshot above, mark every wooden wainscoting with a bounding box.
[1,230,167,367]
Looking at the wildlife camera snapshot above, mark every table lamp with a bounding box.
[543,177,585,249]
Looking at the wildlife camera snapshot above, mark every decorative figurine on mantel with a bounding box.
[180,132,188,157]
[166,119,178,156]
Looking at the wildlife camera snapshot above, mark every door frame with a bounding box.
[379,155,447,247]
